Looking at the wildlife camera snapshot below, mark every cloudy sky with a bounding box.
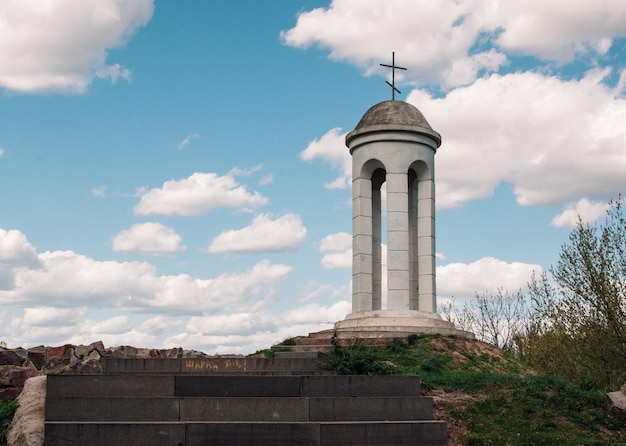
[1,0,625,354]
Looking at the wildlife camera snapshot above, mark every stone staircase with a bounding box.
[271,330,415,353]
[44,356,448,445]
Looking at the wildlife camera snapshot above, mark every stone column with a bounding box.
[351,176,373,312]
[386,171,410,310]
[417,177,436,312]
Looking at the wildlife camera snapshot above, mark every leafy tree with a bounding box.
[524,196,626,387]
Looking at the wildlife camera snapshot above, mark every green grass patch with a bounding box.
[0,399,18,444]
[322,335,626,445]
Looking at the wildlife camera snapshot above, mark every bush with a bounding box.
[0,399,18,444]
[321,338,398,375]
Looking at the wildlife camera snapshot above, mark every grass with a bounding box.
[321,335,626,445]
[0,399,17,444]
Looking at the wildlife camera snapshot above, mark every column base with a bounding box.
[334,310,474,340]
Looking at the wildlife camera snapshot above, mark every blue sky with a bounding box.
[1,0,626,354]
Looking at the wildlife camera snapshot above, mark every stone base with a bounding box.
[333,310,474,340]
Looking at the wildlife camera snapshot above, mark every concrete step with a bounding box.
[45,421,448,446]
[47,374,421,398]
[271,333,413,353]
[46,395,434,422]
[45,374,445,445]
[101,356,331,375]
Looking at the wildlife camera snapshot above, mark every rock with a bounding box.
[606,383,626,420]
[0,366,40,400]
[6,375,46,446]
[74,341,104,360]
[72,349,102,375]
[0,349,28,367]
[43,344,73,360]
[25,348,45,371]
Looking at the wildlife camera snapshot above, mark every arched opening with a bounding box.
[371,168,386,310]
[408,161,435,312]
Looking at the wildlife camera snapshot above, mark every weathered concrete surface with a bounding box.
[180,397,309,421]
[44,422,186,446]
[6,376,46,446]
[46,374,175,397]
[175,375,301,397]
[46,396,181,422]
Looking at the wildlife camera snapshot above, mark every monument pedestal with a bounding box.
[333,310,474,340]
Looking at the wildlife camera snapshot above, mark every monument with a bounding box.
[333,54,472,340]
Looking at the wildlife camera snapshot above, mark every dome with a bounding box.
[355,100,433,131]
[347,100,441,148]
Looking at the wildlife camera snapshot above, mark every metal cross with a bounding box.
[380,52,407,100]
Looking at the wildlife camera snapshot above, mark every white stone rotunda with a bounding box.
[333,100,472,340]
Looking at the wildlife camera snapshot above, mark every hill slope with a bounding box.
[313,335,626,446]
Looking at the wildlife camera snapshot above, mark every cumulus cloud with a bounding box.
[319,232,352,269]
[299,281,336,304]
[134,172,268,216]
[300,127,350,189]
[186,312,277,336]
[1,297,351,354]
[494,0,626,61]
[140,315,182,336]
[168,299,350,354]
[0,147,4,157]
[0,0,154,94]
[112,222,186,256]
[208,213,307,254]
[91,315,134,334]
[281,0,505,89]
[550,199,610,228]
[0,228,40,268]
[437,257,542,299]
[0,231,293,315]
[406,70,626,209]
[282,0,626,88]
[21,307,85,327]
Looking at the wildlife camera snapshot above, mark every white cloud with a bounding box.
[208,213,307,254]
[140,315,182,336]
[550,199,610,228]
[0,147,4,157]
[134,172,268,216]
[300,127,350,189]
[259,174,274,186]
[281,300,350,325]
[0,0,154,94]
[186,312,276,336]
[176,134,200,150]
[0,231,293,315]
[2,299,351,355]
[281,0,506,89]
[91,186,107,198]
[21,307,85,327]
[0,228,40,268]
[282,0,626,88]
[437,257,542,299]
[112,222,186,256]
[494,1,626,61]
[228,164,263,177]
[91,315,133,334]
[406,70,626,209]
[319,232,352,269]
